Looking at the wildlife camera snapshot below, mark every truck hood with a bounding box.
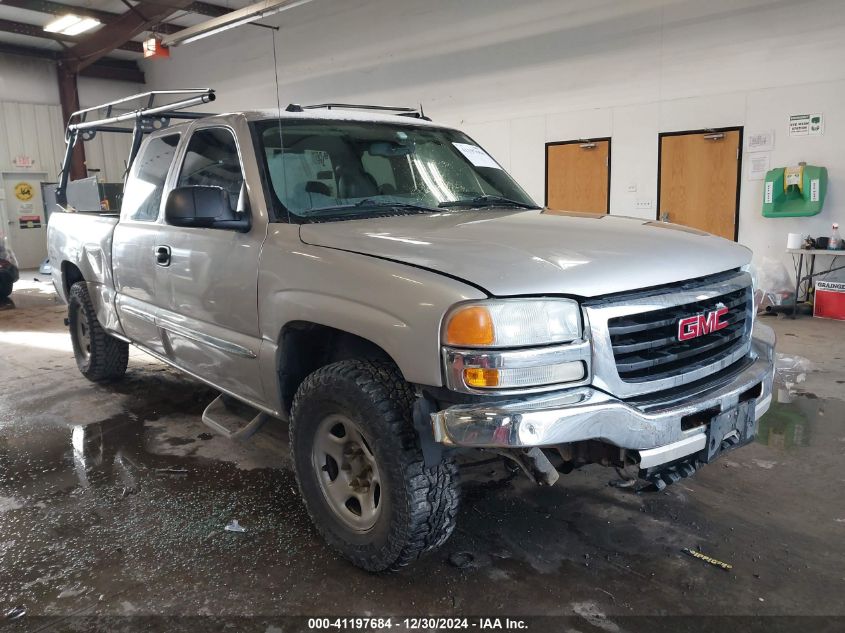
[299,209,751,297]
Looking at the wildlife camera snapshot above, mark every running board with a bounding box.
[202,394,269,440]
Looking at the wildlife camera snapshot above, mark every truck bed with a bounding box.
[47,211,119,304]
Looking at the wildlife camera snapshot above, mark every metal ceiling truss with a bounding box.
[0,41,146,82]
[0,0,236,66]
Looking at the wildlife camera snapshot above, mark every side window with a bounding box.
[177,127,244,214]
[121,134,179,221]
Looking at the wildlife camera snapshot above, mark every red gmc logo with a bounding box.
[678,306,729,341]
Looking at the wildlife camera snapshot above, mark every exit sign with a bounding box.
[12,155,34,168]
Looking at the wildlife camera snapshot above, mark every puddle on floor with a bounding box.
[756,397,822,451]
[754,351,839,452]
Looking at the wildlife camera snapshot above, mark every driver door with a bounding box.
[155,123,267,405]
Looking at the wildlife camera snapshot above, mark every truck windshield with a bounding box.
[254,119,538,220]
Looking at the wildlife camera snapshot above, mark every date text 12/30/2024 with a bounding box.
[307,618,528,630]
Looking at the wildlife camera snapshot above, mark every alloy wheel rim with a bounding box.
[312,413,382,532]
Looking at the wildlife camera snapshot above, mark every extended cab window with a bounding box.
[121,134,179,222]
[177,127,245,216]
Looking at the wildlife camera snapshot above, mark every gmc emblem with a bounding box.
[678,306,729,341]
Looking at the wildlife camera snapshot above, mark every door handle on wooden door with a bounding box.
[155,245,171,267]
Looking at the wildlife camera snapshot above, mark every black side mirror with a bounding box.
[165,185,250,232]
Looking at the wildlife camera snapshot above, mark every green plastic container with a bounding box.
[762,164,827,217]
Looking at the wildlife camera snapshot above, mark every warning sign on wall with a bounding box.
[789,113,824,137]
[14,182,34,202]
[19,215,41,229]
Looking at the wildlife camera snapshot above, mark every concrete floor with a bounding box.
[2,271,844,630]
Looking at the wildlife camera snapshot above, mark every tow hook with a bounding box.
[642,454,704,491]
[493,447,560,486]
[642,433,744,491]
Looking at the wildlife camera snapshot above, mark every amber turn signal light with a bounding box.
[463,367,500,388]
[445,306,494,346]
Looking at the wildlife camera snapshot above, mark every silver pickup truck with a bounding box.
[48,90,775,571]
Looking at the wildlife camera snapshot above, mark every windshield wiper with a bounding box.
[438,195,539,210]
[305,199,439,217]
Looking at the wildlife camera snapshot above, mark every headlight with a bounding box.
[442,299,589,394]
[444,299,581,348]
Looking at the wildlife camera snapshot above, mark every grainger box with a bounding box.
[814,280,845,321]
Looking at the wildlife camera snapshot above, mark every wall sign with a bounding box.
[747,153,770,181]
[14,182,34,202]
[12,155,35,168]
[745,130,774,152]
[789,113,824,137]
[19,215,41,229]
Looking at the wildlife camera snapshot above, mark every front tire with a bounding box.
[290,359,460,571]
[68,282,129,382]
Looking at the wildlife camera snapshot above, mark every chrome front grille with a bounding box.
[607,285,751,382]
[585,269,754,399]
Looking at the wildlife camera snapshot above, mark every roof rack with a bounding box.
[57,89,216,205]
[285,102,431,121]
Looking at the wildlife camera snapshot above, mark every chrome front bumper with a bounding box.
[431,324,775,468]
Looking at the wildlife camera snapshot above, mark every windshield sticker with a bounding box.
[452,143,501,169]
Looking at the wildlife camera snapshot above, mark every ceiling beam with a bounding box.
[0,0,234,35]
[0,17,144,52]
[0,0,116,24]
[60,0,196,72]
[187,1,232,17]
[0,42,146,83]
[57,67,87,181]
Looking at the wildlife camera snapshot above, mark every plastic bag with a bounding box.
[755,256,793,312]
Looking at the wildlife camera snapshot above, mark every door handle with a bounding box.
[155,245,171,267]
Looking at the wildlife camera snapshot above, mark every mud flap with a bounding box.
[413,395,446,468]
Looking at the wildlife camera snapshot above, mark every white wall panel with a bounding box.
[138,0,842,280]
[0,99,132,183]
[0,53,141,182]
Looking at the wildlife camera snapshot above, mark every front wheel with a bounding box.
[68,282,129,382]
[290,359,460,571]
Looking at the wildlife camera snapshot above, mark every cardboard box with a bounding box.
[814,280,845,321]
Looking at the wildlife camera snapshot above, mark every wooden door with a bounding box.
[546,139,610,213]
[658,129,741,240]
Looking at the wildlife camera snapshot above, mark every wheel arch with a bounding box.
[61,260,84,296]
[276,320,398,415]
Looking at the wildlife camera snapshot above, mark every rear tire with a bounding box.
[290,359,460,571]
[68,282,129,382]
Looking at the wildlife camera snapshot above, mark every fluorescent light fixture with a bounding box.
[62,17,102,36]
[161,0,314,47]
[44,14,101,36]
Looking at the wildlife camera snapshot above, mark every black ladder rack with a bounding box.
[57,89,216,206]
